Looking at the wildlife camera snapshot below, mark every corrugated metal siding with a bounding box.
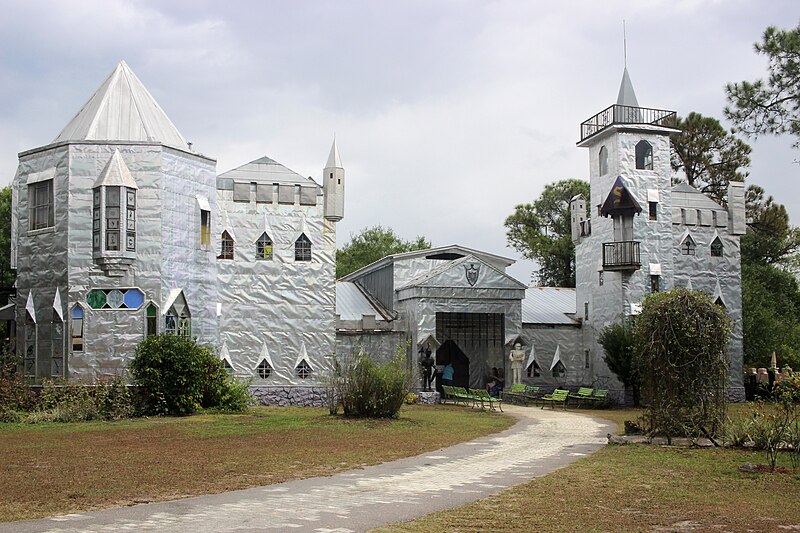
[355,263,394,313]
[336,281,387,321]
[522,287,578,325]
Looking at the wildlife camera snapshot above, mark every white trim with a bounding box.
[647,188,659,202]
[294,343,313,371]
[25,291,36,323]
[25,167,56,185]
[549,344,562,371]
[196,194,210,212]
[649,263,662,275]
[53,288,64,321]
[524,343,536,369]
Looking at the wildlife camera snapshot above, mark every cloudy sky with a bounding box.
[0,0,797,282]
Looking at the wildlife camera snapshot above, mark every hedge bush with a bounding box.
[130,335,251,416]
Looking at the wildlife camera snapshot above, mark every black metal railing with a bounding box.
[602,241,641,270]
[580,105,677,142]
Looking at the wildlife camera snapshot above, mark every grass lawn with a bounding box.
[0,404,513,523]
[377,404,800,533]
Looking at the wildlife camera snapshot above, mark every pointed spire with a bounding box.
[326,138,343,169]
[94,149,138,188]
[54,61,189,150]
[616,67,640,108]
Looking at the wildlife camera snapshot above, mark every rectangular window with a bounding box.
[584,302,589,320]
[28,179,54,230]
[651,275,660,293]
[126,188,136,251]
[51,319,64,377]
[233,182,250,202]
[649,201,657,221]
[92,189,101,251]
[598,271,604,286]
[584,349,590,369]
[200,210,211,248]
[106,186,120,251]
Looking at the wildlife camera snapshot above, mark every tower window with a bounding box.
[200,210,211,248]
[256,233,273,260]
[105,186,120,251]
[650,275,660,293]
[218,231,234,260]
[681,234,696,256]
[295,233,312,262]
[635,140,653,170]
[584,350,590,369]
[145,303,158,337]
[711,237,723,257]
[598,271,604,286]
[649,201,657,221]
[71,305,84,352]
[28,179,54,230]
[598,146,608,176]
[584,302,589,320]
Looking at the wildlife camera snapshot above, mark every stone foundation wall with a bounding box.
[250,386,331,407]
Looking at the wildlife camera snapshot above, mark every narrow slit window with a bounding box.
[218,231,234,260]
[256,233,273,260]
[598,271,604,286]
[71,305,84,352]
[598,146,608,176]
[200,210,211,248]
[145,303,158,337]
[24,312,36,377]
[584,350,590,369]
[295,233,312,262]
[650,275,660,293]
[105,186,120,251]
[649,201,657,221]
[126,188,136,251]
[52,316,64,377]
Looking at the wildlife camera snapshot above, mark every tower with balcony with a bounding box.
[571,68,680,395]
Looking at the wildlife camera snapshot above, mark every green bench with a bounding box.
[502,384,541,405]
[471,388,503,412]
[568,387,595,407]
[540,389,569,409]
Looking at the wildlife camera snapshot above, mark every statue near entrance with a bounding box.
[418,344,435,391]
[509,342,526,385]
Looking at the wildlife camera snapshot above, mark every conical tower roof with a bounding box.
[53,61,189,150]
[616,67,640,108]
[326,138,342,168]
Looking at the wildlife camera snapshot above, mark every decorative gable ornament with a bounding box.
[464,262,480,286]
[600,176,642,218]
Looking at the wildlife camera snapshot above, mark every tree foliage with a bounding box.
[741,184,800,268]
[725,23,800,147]
[670,112,751,205]
[0,186,15,288]
[634,289,731,442]
[336,225,430,279]
[504,179,590,287]
[597,319,640,406]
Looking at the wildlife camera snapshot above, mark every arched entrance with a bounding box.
[436,339,470,390]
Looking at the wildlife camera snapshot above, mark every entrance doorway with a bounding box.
[436,340,470,390]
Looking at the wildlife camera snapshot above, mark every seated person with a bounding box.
[486,367,505,397]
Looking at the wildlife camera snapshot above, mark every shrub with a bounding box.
[634,289,732,443]
[598,318,640,406]
[35,376,135,423]
[329,345,413,418]
[130,335,250,416]
[750,403,789,471]
[0,360,38,413]
[722,414,754,448]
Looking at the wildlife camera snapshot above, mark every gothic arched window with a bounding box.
[710,237,723,257]
[599,146,608,175]
[218,231,234,260]
[681,234,696,256]
[295,233,312,262]
[256,232,273,260]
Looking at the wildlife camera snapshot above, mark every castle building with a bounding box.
[11,62,342,403]
[9,62,745,403]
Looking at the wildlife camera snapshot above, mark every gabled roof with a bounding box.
[336,281,390,321]
[218,156,313,185]
[94,149,138,189]
[671,182,725,211]
[600,176,642,217]
[397,255,526,291]
[54,61,189,150]
[617,67,640,108]
[342,244,515,281]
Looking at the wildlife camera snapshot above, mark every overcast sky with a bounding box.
[0,0,797,283]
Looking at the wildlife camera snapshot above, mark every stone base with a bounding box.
[250,386,331,407]
[414,390,440,405]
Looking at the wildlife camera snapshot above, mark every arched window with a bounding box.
[681,234,696,256]
[257,359,273,379]
[256,232,273,260]
[71,305,84,353]
[710,237,723,257]
[295,359,312,379]
[165,293,191,337]
[218,231,234,260]
[635,140,653,170]
[598,146,608,175]
[145,303,158,337]
[295,233,312,262]
[715,297,726,310]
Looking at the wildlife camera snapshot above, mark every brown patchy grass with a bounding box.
[377,405,800,533]
[0,405,513,523]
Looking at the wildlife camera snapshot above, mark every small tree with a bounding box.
[634,289,732,443]
[130,335,250,416]
[598,319,640,406]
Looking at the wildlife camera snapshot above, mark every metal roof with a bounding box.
[336,281,388,321]
[54,61,189,150]
[522,287,578,325]
[616,67,640,107]
[671,183,725,211]
[218,156,312,185]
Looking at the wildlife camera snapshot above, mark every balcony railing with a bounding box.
[580,105,677,142]
[602,241,641,271]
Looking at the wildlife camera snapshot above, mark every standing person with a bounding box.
[509,342,525,386]
[442,362,454,387]
[419,345,434,391]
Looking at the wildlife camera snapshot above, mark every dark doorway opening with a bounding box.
[436,339,470,390]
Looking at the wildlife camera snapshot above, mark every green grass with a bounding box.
[0,405,513,523]
[376,404,800,533]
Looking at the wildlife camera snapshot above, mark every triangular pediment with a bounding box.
[399,255,526,291]
[219,156,310,185]
[600,176,642,217]
[54,61,189,150]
